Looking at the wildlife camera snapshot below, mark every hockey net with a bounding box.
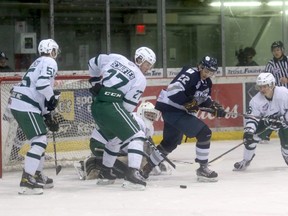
[0,75,94,177]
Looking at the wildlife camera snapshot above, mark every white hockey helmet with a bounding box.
[134,47,156,68]
[256,73,276,87]
[38,39,60,58]
[137,101,160,123]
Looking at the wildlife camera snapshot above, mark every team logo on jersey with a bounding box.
[111,61,135,80]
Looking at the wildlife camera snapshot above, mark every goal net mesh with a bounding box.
[0,75,93,174]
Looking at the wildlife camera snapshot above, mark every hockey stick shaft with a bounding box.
[208,127,269,164]
[52,131,62,175]
[208,142,244,164]
[199,107,287,124]
[146,138,176,169]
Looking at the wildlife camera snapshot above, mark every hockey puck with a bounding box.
[180,185,187,189]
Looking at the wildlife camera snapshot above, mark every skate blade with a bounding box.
[197,176,218,183]
[18,187,43,195]
[96,179,115,185]
[232,167,247,171]
[43,183,54,189]
[122,180,146,191]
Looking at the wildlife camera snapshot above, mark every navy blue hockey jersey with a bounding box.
[155,66,213,113]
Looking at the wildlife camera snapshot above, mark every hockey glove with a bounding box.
[210,101,226,117]
[89,77,103,96]
[44,113,59,132]
[243,128,255,145]
[263,115,283,130]
[184,99,199,113]
[89,83,102,96]
[45,91,61,111]
[45,96,59,111]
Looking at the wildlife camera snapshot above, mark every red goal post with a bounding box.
[0,74,93,178]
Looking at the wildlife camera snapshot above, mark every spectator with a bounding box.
[236,47,258,66]
[0,51,14,72]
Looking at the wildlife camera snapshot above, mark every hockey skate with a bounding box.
[196,164,218,182]
[122,168,146,190]
[140,163,154,179]
[233,154,255,171]
[34,171,54,189]
[19,171,44,195]
[96,165,116,185]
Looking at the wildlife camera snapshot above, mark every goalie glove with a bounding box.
[183,99,199,114]
[43,113,59,132]
[210,101,226,118]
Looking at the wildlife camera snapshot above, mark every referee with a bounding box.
[265,41,288,88]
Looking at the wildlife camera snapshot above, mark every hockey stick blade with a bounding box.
[56,165,62,175]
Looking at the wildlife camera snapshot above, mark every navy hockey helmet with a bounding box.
[200,56,218,72]
[271,41,284,51]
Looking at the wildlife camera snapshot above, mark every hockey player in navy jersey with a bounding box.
[141,56,226,182]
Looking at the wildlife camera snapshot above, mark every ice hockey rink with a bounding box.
[1,139,288,216]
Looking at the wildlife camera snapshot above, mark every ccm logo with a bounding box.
[104,91,122,98]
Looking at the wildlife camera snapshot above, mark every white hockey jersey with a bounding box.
[8,56,58,114]
[88,54,146,112]
[246,86,288,131]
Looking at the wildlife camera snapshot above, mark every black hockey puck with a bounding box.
[180,185,187,189]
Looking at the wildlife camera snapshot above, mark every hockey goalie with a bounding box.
[74,101,173,180]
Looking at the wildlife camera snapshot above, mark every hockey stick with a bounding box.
[52,131,62,175]
[208,127,270,164]
[146,138,176,169]
[208,142,245,164]
[199,107,288,125]
[173,126,270,166]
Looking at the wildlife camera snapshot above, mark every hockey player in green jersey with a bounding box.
[234,73,288,171]
[88,47,156,190]
[8,39,61,195]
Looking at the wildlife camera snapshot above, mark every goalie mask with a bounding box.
[137,102,160,124]
[38,39,60,59]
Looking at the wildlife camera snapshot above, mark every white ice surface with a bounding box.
[1,139,288,216]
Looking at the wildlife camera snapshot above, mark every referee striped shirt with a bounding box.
[265,55,288,88]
